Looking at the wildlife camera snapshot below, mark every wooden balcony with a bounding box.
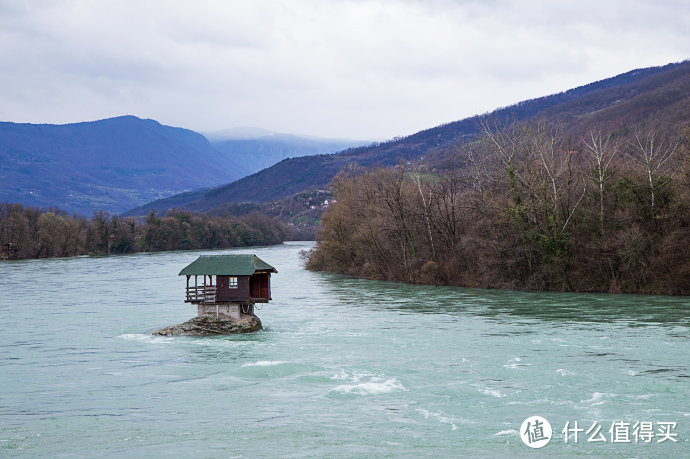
[185,285,217,304]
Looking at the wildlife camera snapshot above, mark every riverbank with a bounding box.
[0,202,287,260]
[305,138,690,295]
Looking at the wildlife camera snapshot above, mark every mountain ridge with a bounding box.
[0,115,249,215]
[125,60,689,217]
[0,115,365,215]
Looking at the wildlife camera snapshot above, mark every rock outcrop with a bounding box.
[152,314,262,336]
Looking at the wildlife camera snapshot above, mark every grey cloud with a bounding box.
[0,0,687,138]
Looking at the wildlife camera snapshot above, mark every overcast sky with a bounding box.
[0,0,688,140]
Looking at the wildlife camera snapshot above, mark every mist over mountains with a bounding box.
[126,60,689,217]
[207,129,366,176]
[0,116,362,215]
[1,61,687,218]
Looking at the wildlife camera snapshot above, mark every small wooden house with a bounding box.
[179,254,277,319]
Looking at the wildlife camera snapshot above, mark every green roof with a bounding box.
[178,254,277,276]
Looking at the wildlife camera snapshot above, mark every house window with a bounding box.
[228,276,238,288]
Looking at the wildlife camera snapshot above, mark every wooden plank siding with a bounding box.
[216,275,250,302]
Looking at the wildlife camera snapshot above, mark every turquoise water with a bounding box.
[1,241,688,457]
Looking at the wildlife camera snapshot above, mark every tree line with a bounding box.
[0,206,286,260]
[306,119,690,294]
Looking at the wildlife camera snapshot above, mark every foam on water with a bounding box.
[119,333,260,350]
[503,356,532,370]
[506,398,575,407]
[581,392,616,406]
[118,333,173,344]
[415,408,467,431]
[241,360,288,367]
[475,385,507,398]
[556,368,575,376]
[332,377,406,395]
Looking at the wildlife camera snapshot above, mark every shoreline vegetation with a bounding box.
[0,205,286,260]
[306,119,690,295]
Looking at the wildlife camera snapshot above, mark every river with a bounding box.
[1,241,688,456]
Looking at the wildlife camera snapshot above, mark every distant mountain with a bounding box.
[207,129,366,176]
[205,126,277,140]
[0,116,250,215]
[126,61,689,217]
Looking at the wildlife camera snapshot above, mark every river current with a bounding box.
[1,241,688,457]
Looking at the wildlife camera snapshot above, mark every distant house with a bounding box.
[179,254,277,319]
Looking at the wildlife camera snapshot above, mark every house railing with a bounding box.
[185,285,217,304]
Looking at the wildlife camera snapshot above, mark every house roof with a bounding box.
[178,254,277,276]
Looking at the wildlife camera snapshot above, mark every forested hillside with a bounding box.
[306,119,690,294]
[126,62,687,217]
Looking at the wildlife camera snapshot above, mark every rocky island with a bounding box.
[152,313,262,336]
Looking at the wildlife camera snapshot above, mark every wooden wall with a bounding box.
[216,275,250,302]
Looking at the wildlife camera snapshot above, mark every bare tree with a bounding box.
[461,142,488,195]
[479,116,530,171]
[628,124,679,217]
[410,163,437,261]
[431,161,465,262]
[583,129,618,233]
[531,120,567,218]
[528,120,586,234]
